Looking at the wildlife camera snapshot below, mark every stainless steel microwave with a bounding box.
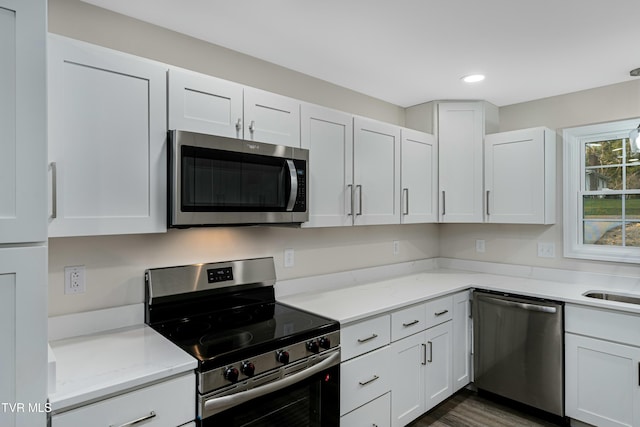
[169,130,308,227]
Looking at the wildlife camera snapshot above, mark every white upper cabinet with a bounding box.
[353,117,401,226]
[0,2,47,244]
[168,67,243,138]
[484,127,556,224]
[48,35,167,237]
[400,128,438,224]
[167,69,300,147]
[301,104,353,227]
[437,101,498,223]
[244,87,300,147]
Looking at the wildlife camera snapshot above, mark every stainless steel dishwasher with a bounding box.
[473,290,564,417]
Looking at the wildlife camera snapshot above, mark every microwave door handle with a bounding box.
[285,159,298,211]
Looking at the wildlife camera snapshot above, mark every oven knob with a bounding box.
[276,350,290,364]
[241,361,255,377]
[224,367,239,383]
[306,340,320,354]
[319,337,331,349]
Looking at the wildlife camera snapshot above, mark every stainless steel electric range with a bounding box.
[145,257,340,427]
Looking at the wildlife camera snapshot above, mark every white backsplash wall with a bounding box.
[48,224,439,316]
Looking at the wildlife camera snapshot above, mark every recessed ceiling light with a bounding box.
[462,74,485,83]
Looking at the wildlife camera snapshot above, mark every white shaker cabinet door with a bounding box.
[353,117,401,226]
[485,127,556,224]
[244,87,300,148]
[424,321,453,412]
[301,104,353,227]
[168,67,243,138]
[566,333,640,427]
[0,1,47,244]
[438,102,484,223]
[390,332,426,427]
[48,35,167,237]
[0,246,47,427]
[452,290,471,391]
[400,128,438,224]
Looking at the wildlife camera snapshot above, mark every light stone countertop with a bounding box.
[279,268,640,325]
[48,324,197,412]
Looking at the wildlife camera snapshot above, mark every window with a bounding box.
[563,119,640,263]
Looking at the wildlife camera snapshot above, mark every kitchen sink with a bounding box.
[583,291,640,305]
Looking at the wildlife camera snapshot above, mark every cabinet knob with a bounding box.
[249,120,256,133]
[235,118,242,132]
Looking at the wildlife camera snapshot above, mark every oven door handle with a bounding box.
[202,350,340,419]
[285,159,298,211]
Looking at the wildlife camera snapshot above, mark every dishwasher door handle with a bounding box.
[481,295,558,313]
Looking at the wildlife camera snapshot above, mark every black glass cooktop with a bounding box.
[151,301,338,370]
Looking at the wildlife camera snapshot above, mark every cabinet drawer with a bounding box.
[341,315,390,361]
[51,373,195,427]
[566,304,640,346]
[425,295,453,329]
[391,303,426,341]
[340,346,391,415]
[340,391,390,427]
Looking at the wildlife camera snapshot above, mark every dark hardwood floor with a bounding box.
[409,389,566,427]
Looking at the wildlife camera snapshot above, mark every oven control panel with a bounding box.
[207,267,233,283]
[198,330,341,394]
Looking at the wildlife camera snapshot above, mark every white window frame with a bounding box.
[563,118,640,263]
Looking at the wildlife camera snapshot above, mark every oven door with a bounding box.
[199,351,339,427]
[169,130,308,226]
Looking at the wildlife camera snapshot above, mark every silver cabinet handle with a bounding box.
[402,320,419,327]
[357,334,378,343]
[427,341,433,363]
[49,162,57,219]
[347,184,354,216]
[421,343,427,365]
[249,120,255,133]
[235,118,242,132]
[358,375,379,386]
[356,184,363,216]
[109,411,156,427]
[434,309,449,316]
[442,190,446,216]
[486,190,490,216]
[402,188,409,215]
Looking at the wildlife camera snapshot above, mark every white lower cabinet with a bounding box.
[341,346,392,416]
[391,331,426,426]
[452,290,471,391]
[50,373,195,427]
[340,291,470,427]
[390,321,453,427]
[341,392,391,427]
[565,304,640,427]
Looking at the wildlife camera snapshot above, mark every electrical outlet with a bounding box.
[64,265,86,294]
[393,240,400,255]
[475,239,486,253]
[284,248,295,268]
[537,242,556,258]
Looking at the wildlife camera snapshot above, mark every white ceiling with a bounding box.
[81,0,640,107]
